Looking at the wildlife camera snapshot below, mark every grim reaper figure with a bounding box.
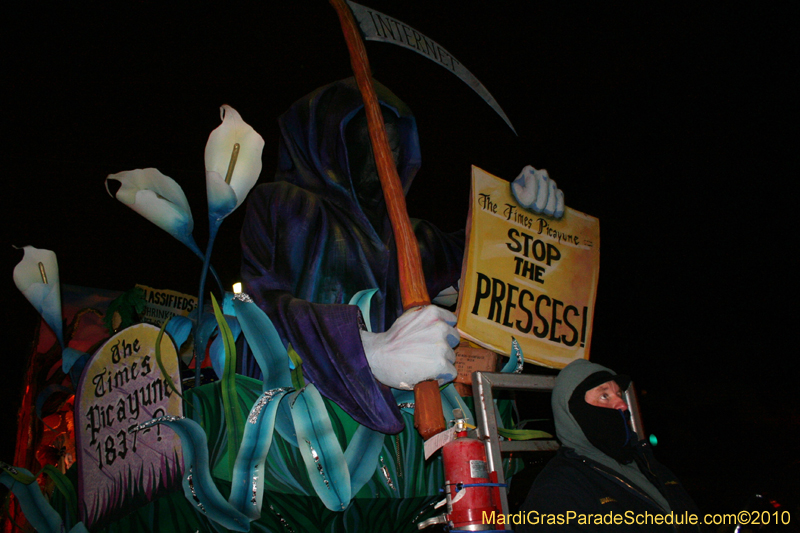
[240,78,464,434]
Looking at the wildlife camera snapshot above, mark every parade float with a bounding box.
[2,3,600,532]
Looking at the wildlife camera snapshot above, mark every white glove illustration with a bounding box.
[511,165,565,218]
[361,305,459,390]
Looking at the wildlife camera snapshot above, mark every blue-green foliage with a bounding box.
[211,293,244,479]
[289,385,352,511]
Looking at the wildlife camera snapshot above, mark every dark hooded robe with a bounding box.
[240,79,464,434]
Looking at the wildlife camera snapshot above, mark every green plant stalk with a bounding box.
[211,292,243,478]
[194,223,220,387]
[183,236,225,297]
[154,318,187,403]
[496,428,553,440]
[287,344,305,390]
[42,465,78,528]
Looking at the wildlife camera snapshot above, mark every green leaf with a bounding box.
[287,343,305,389]
[496,427,553,440]
[343,424,384,496]
[0,461,35,485]
[211,292,244,479]
[155,417,250,531]
[0,467,63,533]
[289,385,351,511]
[102,287,146,333]
[227,389,289,518]
[155,317,187,402]
[231,297,292,390]
[42,464,78,527]
[184,375,262,481]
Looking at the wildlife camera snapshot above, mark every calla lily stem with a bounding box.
[207,266,225,298]
[194,223,221,387]
[183,237,225,297]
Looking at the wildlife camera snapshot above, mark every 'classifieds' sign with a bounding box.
[456,166,600,368]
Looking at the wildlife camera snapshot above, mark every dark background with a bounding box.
[4,1,797,518]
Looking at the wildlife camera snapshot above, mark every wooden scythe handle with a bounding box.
[330,0,446,440]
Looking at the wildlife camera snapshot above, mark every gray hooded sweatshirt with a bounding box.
[552,359,671,511]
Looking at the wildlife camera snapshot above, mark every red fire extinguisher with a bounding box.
[419,409,506,531]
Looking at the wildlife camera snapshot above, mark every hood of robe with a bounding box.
[274,77,421,235]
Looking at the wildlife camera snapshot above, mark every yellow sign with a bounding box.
[136,284,197,327]
[456,167,600,368]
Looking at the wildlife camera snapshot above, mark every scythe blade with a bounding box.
[347,1,518,135]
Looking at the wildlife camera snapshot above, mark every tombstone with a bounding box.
[74,323,184,528]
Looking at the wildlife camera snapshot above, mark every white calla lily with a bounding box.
[13,246,64,346]
[106,168,202,256]
[204,105,265,223]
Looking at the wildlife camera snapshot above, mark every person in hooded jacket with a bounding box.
[518,359,703,532]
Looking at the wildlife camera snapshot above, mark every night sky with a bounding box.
[4,1,796,516]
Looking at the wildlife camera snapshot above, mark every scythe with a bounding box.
[329,0,454,440]
[346,1,517,135]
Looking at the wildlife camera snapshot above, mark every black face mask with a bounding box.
[569,372,636,464]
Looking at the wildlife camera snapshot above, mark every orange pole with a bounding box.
[329,0,446,439]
